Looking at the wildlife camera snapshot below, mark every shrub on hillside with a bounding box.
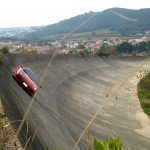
[137,72,150,116]
[97,52,109,58]
[0,46,9,54]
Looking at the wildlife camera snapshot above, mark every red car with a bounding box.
[13,65,40,96]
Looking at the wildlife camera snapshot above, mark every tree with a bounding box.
[100,43,109,52]
[91,31,96,35]
[97,52,109,58]
[79,49,91,57]
[105,46,117,55]
[137,41,150,52]
[0,46,9,54]
[116,42,135,54]
[77,44,85,49]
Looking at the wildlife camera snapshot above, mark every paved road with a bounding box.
[0,54,150,149]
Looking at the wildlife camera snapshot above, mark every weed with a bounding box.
[137,71,150,116]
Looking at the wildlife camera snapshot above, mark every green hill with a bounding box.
[25,8,150,37]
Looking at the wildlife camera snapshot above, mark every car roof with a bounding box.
[23,67,39,85]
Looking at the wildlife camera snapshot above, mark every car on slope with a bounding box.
[13,65,40,96]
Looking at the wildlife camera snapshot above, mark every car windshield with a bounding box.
[23,68,38,85]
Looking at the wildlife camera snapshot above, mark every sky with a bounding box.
[0,0,149,28]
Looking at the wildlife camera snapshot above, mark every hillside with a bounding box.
[25,8,150,37]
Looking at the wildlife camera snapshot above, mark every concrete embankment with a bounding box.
[0,54,150,149]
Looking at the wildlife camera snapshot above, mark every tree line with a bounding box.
[98,41,150,56]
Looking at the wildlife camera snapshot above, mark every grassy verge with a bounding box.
[52,137,122,150]
[137,71,150,116]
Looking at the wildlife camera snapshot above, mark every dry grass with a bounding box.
[0,99,22,150]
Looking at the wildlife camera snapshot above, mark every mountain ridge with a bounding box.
[26,7,150,37]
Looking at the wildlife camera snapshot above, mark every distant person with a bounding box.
[115,96,117,100]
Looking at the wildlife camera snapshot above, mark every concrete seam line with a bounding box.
[72,58,150,150]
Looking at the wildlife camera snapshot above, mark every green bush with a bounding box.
[94,137,122,150]
[1,46,9,54]
[79,50,86,57]
[97,52,109,58]
[69,49,90,57]
[21,50,38,54]
[53,137,122,150]
[137,72,150,116]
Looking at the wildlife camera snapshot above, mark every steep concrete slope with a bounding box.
[0,54,150,149]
